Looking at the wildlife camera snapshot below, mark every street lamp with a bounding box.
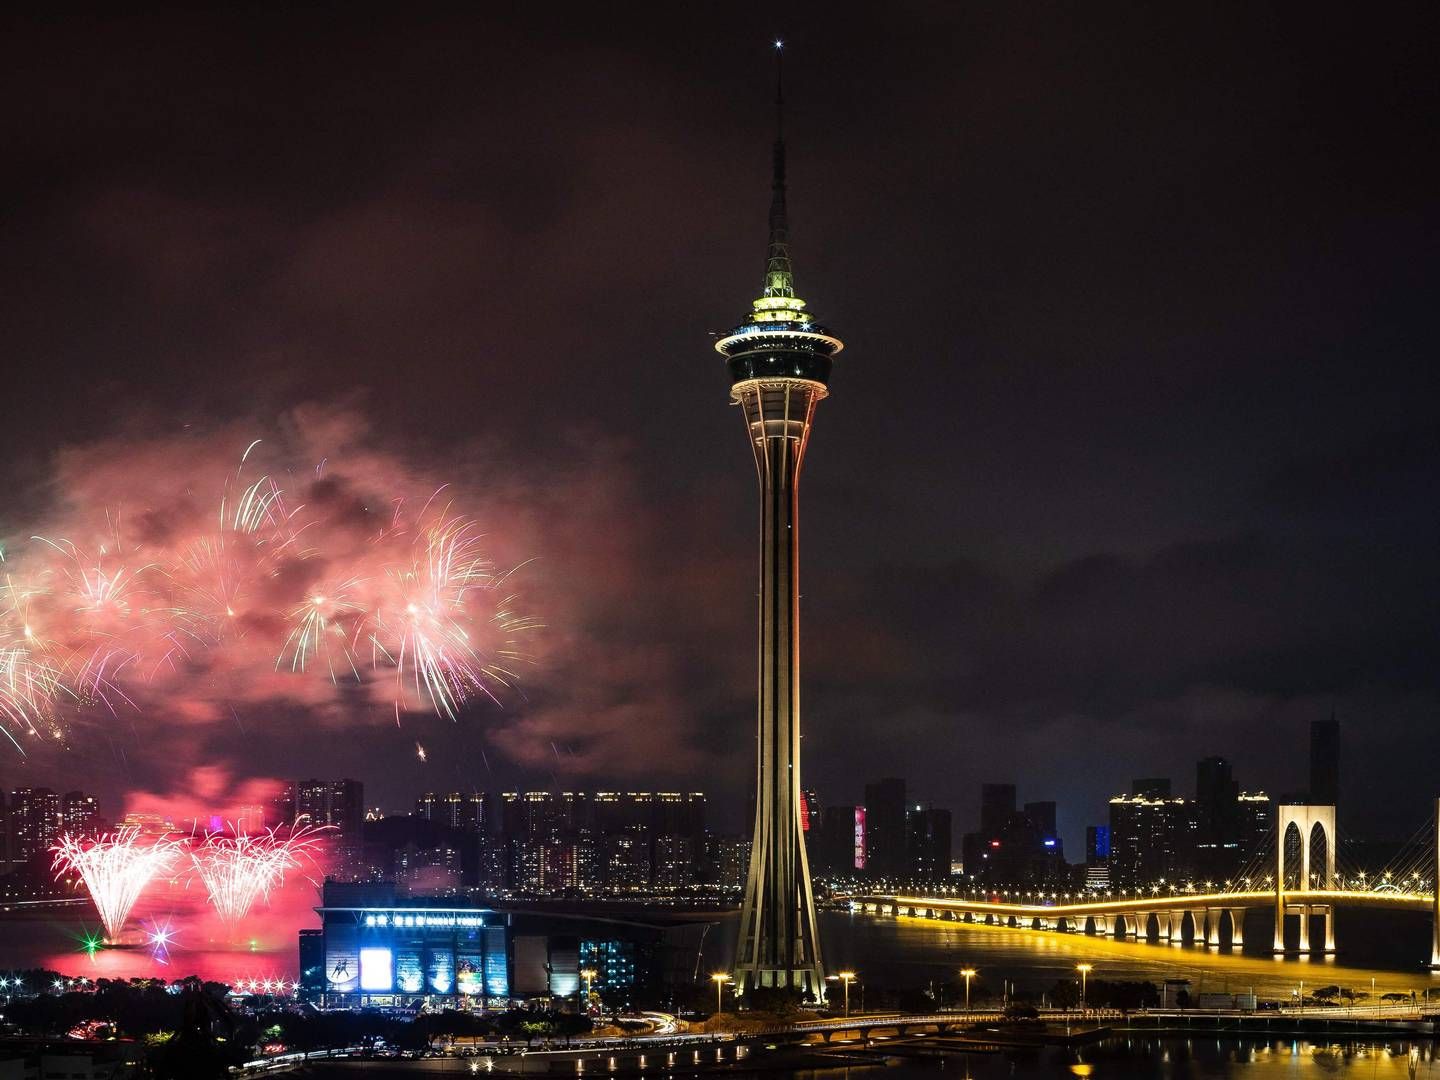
[1076,963,1093,1009]
[960,968,977,1012]
[710,973,731,1015]
[579,967,598,1011]
[829,971,857,1017]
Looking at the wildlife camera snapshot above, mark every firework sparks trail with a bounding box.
[0,447,540,750]
[51,828,184,942]
[189,826,327,925]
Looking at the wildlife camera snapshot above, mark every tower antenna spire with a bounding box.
[774,37,784,139]
[765,39,793,299]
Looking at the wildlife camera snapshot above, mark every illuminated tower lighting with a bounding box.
[718,43,841,1000]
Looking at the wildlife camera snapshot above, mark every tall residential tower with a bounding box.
[718,47,842,999]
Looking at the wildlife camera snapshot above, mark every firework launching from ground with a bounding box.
[51,828,184,942]
[189,827,327,926]
[0,440,538,752]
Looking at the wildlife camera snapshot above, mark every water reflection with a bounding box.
[781,1038,1440,1079]
[806,911,1440,1002]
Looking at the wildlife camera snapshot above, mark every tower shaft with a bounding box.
[732,378,826,997]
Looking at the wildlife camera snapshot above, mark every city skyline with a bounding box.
[0,712,1358,868]
[0,7,1436,854]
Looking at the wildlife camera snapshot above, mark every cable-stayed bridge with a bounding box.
[847,800,1440,968]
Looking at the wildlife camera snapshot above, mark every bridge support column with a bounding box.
[1155,912,1172,941]
[1274,841,1286,953]
[1295,907,1310,952]
[1432,797,1440,969]
[1228,909,1246,948]
[1131,913,1148,941]
[1203,909,1220,947]
[1314,905,1335,953]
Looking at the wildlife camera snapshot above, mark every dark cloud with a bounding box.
[1,3,1436,847]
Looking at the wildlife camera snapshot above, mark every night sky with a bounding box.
[2,5,1436,848]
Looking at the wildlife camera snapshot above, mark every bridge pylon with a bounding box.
[1273,804,1336,954]
[1431,797,1440,970]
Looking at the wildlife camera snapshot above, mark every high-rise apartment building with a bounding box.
[393,842,463,896]
[905,806,952,881]
[654,836,696,890]
[8,788,62,867]
[602,834,652,891]
[712,836,752,891]
[818,805,866,874]
[1023,801,1057,840]
[1108,780,1194,886]
[476,835,511,894]
[503,792,594,841]
[495,791,706,893]
[416,791,487,832]
[962,785,1063,885]
[1085,825,1111,889]
[60,791,99,837]
[295,779,364,835]
[1237,792,1273,865]
[1194,756,1240,879]
[799,790,820,835]
[234,804,266,834]
[652,793,706,843]
[862,778,907,878]
[980,784,1017,836]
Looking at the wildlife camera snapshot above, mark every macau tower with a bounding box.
[717,44,843,1000]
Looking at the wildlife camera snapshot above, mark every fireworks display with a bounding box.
[189,827,326,926]
[51,828,184,942]
[0,444,537,751]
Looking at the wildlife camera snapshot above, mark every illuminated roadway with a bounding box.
[852,890,1434,920]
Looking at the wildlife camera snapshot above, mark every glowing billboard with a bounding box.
[359,947,393,991]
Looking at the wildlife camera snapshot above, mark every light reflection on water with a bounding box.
[700,911,1440,1003]
[777,1039,1440,1080]
[0,899,300,982]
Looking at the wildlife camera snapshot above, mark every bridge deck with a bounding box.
[852,890,1433,916]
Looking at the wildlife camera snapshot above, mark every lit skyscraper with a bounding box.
[719,46,842,999]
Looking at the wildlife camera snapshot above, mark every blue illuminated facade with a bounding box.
[310,885,509,1005]
[303,882,687,1009]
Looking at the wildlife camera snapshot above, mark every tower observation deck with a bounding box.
[717,46,842,1001]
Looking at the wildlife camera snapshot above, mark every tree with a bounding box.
[554,1013,593,1046]
[1048,980,1080,1010]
